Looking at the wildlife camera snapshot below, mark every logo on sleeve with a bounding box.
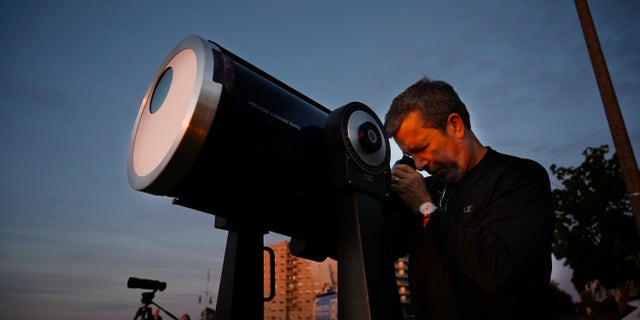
[463,205,475,214]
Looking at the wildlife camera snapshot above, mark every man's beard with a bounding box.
[427,163,463,184]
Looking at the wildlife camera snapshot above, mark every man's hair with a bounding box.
[384,77,471,137]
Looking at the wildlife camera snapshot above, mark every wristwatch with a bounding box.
[419,202,437,217]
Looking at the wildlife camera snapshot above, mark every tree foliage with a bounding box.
[550,145,640,291]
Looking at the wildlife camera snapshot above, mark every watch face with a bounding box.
[420,202,436,215]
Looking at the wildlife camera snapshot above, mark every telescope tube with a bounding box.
[128,35,336,246]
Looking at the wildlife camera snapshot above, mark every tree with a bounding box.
[550,145,639,299]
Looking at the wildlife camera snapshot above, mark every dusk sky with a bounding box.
[1,1,638,319]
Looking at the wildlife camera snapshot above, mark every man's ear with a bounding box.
[446,113,465,138]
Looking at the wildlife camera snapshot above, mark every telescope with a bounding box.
[127,277,180,320]
[127,35,402,319]
[127,277,167,292]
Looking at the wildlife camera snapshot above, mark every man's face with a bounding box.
[393,110,466,183]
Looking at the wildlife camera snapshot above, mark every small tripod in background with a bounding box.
[128,277,179,320]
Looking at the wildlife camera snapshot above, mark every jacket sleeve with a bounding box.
[384,197,425,260]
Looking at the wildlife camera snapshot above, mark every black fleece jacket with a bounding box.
[388,148,557,320]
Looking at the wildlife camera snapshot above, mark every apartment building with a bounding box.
[263,240,412,319]
[264,240,337,320]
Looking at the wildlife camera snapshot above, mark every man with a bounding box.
[385,77,556,319]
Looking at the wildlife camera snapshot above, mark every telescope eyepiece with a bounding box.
[394,154,416,170]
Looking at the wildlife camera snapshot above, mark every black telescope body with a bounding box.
[128,35,346,253]
[128,35,401,319]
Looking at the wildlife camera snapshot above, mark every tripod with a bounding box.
[132,291,178,320]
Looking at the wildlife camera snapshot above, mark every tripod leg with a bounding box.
[214,220,265,320]
[132,306,143,320]
[337,191,403,320]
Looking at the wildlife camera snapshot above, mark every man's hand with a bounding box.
[391,164,432,212]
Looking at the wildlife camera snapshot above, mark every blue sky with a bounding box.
[1,1,638,319]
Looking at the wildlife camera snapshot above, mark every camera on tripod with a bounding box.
[128,277,167,292]
[128,277,179,320]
